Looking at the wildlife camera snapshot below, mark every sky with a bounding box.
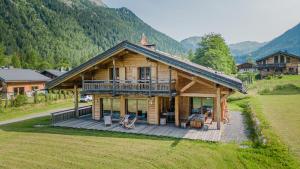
[102,0,300,44]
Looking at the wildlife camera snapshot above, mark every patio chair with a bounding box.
[124,117,137,129]
[104,115,112,127]
[119,115,130,127]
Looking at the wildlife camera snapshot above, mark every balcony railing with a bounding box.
[82,80,176,96]
[256,63,286,68]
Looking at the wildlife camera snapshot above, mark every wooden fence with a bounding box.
[51,105,92,124]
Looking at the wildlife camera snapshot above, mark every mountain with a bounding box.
[251,22,300,60]
[180,36,201,52]
[229,41,267,58]
[0,0,186,68]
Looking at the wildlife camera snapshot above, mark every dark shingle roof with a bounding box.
[256,51,300,62]
[42,69,67,77]
[0,69,51,82]
[46,41,246,93]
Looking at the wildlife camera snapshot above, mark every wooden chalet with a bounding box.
[237,62,256,73]
[256,51,300,77]
[47,39,245,132]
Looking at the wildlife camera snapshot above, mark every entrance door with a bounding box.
[161,97,175,123]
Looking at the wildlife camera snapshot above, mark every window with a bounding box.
[101,98,120,120]
[109,68,120,81]
[280,55,285,63]
[287,57,290,63]
[13,87,25,96]
[31,86,38,91]
[190,97,213,116]
[138,67,150,81]
[126,99,148,122]
[274,56,278,63]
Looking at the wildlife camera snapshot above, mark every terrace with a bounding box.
[51,106,222,142]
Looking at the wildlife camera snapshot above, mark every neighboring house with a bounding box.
[256,51,300,77]
[237,62,256,73]
[40,69,67,79]
[47,39,245,130]
[0,68,51,98]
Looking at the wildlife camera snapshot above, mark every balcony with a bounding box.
[256,63,286,69]
[82,80,176,96]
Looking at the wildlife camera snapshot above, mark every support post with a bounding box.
[81,74,85,91]
[175,95,180,127]
[149,66,152,96]
[120,95,126,117]
[74,84,79,118]
[112,57,116,96]
[216,87,221,130]
[169,66,172,100]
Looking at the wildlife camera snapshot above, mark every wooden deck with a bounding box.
[53,116,223,142]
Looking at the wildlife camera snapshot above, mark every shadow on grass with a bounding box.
[259,84,300,95]
[0,116,215,147]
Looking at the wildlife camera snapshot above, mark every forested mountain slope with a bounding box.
[0,0,186,68]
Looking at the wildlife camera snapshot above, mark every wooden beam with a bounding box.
[180,80,196,93]
[112,57,116,96]
[178,72,214,88]
[175,96,180,127]
[120,96,126,117]
[74,84,79,118]
[180,93,216,97]
[155,96,160,125]
[216,87,221,130]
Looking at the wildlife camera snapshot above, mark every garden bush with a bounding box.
[14,95,28,107]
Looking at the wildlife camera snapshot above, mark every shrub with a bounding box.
[14,95,28,107]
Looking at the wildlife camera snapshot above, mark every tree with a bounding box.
[192,33,236,74]
[11,53,21,68]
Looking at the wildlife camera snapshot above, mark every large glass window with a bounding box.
[126,99,148,122]
[101,98,120,120]
[190,97,213,116]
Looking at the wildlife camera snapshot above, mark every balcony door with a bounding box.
[138,67,150,82]
[109,68,120,81]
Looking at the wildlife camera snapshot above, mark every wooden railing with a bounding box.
[83,80,176,95]
[51,106,92,124]
[256,63,286,68]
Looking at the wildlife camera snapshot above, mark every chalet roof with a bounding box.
[41,69,67,77]
[46,41,246,93]
[0,69,51,83]
[256,51,300,62]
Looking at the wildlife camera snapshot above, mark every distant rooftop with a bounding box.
[0,68,51,82]
[42,69,67,77]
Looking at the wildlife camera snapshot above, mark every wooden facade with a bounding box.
[256,51,300,77]
[47,41,244,130]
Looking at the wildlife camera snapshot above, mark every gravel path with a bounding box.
[0,106,86,126]
[221,111,249,143]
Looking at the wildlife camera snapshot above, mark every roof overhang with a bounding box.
[46,41,246,94]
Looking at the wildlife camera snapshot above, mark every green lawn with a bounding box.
[257,95,300,159]
[0,99,89,122]
[0,117,298,169]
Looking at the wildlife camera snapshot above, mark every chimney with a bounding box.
[140,33,156,50]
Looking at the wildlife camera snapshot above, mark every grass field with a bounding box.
[230,75,300,161]
[0,75,299,168]
[257,95,300,159]
[0,99,89,122]
[0,117,298,169]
